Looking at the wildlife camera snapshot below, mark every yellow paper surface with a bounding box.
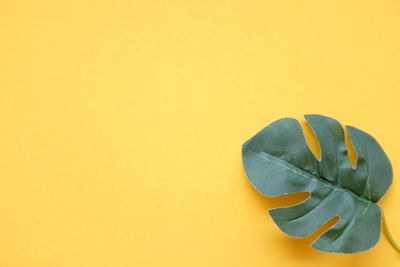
[1,1,400,266]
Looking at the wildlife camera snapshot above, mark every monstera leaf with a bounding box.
[242,114,392,253]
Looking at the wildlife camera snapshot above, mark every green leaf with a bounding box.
[242,114,392,253]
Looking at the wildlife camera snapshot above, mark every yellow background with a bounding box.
[1,0,400,266]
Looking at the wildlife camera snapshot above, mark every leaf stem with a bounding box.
[382,208,400,253]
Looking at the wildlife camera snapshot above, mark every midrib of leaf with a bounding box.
[247,150,372,206]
